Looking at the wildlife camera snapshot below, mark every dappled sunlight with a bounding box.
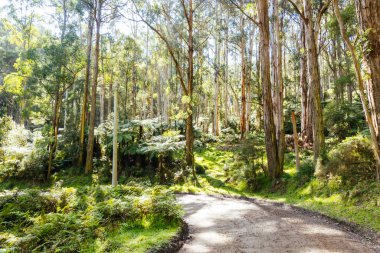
[299,223,345,236]
[178,194,379,253]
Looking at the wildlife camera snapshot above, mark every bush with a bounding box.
[19,147,48,181]
[296,157,315,186]
[0,120,49,182]
[0,116,12,145]
[324,102,365,140]
[0,184,182,252]
[316,135,376,185]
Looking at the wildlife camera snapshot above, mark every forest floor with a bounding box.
[177,194,379,253]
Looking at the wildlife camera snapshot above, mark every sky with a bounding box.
[0,0,136,38]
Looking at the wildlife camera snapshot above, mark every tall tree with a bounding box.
[85,0,102,174]
[259,0,281,178]
[333,0,380,181]
[354,0,380,180]
[78,3,94,166]
[271,0,285,170]
[288,0,330,162]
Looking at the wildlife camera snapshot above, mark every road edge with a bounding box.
[175,192,380,247]
[147,220,189,253]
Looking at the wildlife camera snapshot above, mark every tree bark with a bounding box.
[258,0,281,179]
[303,0,325,162]
[272,0,285,170]
[85,0,102,174]
[292,111,300,172]
[186,0,195,176]
[79,8,93,166]
[300,22,310,140]
[355,0,380,150]
[240,16,247,140]
[112,82,118,186]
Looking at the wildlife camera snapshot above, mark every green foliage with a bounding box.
[296,157,315,186]
[0,119,49,181]
[324,102,366,140]
[0,116,13,145]
[315,135,376,185]
[97,119,186,184]
[0,184,182,252]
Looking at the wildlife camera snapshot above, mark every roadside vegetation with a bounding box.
[172,134,380,232]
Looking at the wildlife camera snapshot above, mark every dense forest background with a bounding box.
[0,0,380,251]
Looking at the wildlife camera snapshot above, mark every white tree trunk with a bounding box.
[112,83,118,187]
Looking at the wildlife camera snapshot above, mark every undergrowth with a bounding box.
[0,182,183,252]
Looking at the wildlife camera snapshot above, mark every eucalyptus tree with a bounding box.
[78,0,94,166]
[228,0,283,178]
[333,0,380,181]
[132,0,211,177]
[44,0,85,178]
[354,0,380,180]
[84,0,124,173]
[287,0,330,162]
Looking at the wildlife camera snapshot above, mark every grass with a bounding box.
[171,144,380,232]
[81,224,179,253]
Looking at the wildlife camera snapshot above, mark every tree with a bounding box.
[288,0,330,162]
[258,0,281,178]
[85,0,103,174]
[132,0,208,178]
[333,0,380,181]
[78,1,94,166]
[112,81,118,186]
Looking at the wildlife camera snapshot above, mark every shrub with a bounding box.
[316,135,376,185]
[149,186,182,224]
[296,157,315,186]
[96,197,141,224]
[0,185,182,252]
[0,116,12,145]
[324,102,365,140]
[18,147,48,181]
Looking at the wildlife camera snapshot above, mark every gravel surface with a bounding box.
[176,194,380,253]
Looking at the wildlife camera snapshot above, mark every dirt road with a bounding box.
[176,194,379,253]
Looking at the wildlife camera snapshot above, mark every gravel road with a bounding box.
[176,194,379,253]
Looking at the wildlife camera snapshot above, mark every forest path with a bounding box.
[176,194,379,253]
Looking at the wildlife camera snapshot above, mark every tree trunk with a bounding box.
[303,0,325,162]
[300,22,310,140]
[292,111,300,172]
[224,12,229,127]
[240,17,247,140]
[258,0,280,179]
[112,82,118,187]
[47,93,61,178]
[246,28,254,132]
[79,9,93,166]
[335,0,380,181]
[355,0,380,152]
[213,32,220,136]
[186,0,195,177]
[272,0,285,170]
[85,0,102,174]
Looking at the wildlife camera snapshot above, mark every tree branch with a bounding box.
[286,0,306,21]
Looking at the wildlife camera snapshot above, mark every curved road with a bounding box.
[177,194,379,253]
